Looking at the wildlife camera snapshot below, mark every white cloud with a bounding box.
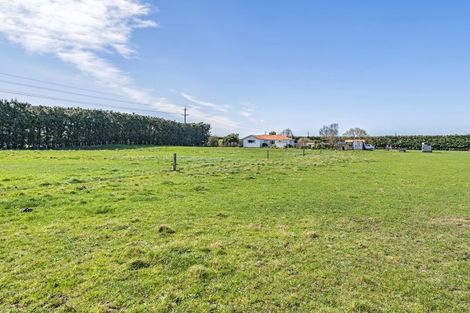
[0,0,239,130]
[240,109,254,117]
[181,92,231,112]
[239,104,256,118]
[0,0,157,57]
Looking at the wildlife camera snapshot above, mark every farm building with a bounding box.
[297,137,313,148]
[337,139,374,150]
[242,134,294,148]
[346,139,366,150]
[422,142,432,153]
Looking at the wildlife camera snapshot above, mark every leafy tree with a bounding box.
[268,131,277,135]
[207,136,220,147]
[223,133,240,147]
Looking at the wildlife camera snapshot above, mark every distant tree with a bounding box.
[223,133,240,147]
[207,136,220,147]
[343,127,368,138]
[269,131,277,135]
[319,123,339,146]
[280,128,294,137]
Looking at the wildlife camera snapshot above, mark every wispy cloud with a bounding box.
[239,104,256,118]
[181,92,231,112]
[240,109,254,117]
[0,0,239,130]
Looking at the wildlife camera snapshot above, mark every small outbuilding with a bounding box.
[338,139,374,150]
[345,139,366,150]
[422,142,432,153]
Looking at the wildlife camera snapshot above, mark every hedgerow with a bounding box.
[297,135,470,150]
[0,99,210,149]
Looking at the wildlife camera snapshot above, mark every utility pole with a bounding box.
[182,107,189,124]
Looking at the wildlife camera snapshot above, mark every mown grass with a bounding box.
[0,147,469,312]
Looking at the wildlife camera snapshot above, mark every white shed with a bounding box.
[422,142,432,153]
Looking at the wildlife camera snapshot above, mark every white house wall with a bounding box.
[275,140,294,148]
[243,136,262,148]
[242,137,294,148]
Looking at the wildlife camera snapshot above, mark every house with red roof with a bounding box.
[242,134,294,148]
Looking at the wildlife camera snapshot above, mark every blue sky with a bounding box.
[0,1,469,136]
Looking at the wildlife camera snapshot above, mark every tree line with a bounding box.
[208,124,470,150]
[310,123,469,150]
[365,135,470,150]
[0,99,210,149]
[298,135,470,150]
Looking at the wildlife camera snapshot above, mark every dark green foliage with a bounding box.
[366,135,470,150]
[223,133,240,147]
[0,99,210,149]
[206,136,220,147]
[299,135,470,150]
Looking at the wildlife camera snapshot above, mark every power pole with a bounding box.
[182,107,190,124]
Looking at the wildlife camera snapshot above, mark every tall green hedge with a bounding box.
[297,135,470,150]
[366,135,470,150]
[0,99,210,149]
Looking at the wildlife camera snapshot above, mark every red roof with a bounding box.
[255,135,291,140]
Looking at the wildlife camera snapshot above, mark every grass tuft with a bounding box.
[305,231,320,239]
[129,260,151,270]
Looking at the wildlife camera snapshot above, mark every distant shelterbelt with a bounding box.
[296,135,470,151]
[0,99,210,149]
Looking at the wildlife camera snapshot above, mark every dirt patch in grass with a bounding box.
[305,231,320,239]
[432,216,470,228]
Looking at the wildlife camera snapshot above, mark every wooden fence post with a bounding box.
[266,150,269,160]
[172,153,177,171]
[303,148,305,156]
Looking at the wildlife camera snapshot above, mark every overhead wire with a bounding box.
[0,71,265,132]
[0,78,167,108]
[0,89,174,115]
[0,71,128,98]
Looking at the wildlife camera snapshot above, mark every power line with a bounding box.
[0,78,164,108]
[0,72,185,118]
[0,72,262,132]
[0,89,175,115]
[0,71,128,98]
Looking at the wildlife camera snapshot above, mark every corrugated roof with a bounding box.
[255,135,291,140]
[345,139,366,142]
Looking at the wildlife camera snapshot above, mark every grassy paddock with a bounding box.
[0,147,469,312]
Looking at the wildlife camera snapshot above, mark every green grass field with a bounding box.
[1,147,469,312]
